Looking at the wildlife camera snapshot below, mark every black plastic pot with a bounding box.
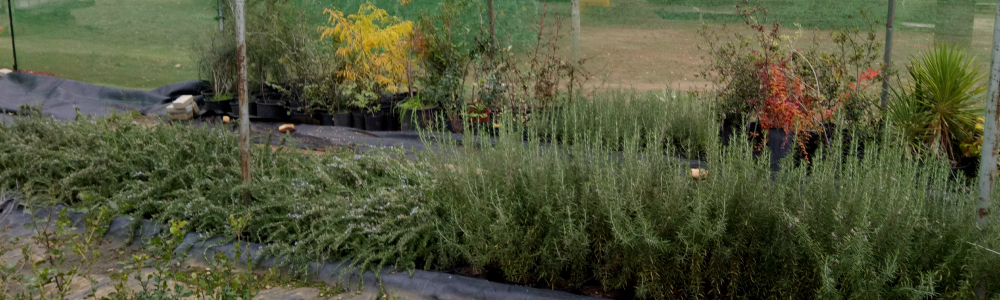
[365,111,387,131]
[289,104,316,124]
[256,101,288,119]
[351,111,366,130]
[401,107,437,131]
[381,104,400,131]
[719,118,739,147]
[400,110,417,131]
[204,100,234,114]
[387,112,401,131]
[229,101,257,117]
[334,112,353,127]
[766,129,794,172]
[320,112,336,126]
[379,92,411,105]
[199,91,214,108]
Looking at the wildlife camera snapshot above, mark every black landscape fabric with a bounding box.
[0,72,204,120]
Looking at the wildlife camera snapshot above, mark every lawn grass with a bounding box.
[0,0,215,89]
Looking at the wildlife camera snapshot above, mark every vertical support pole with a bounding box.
[487,0,496,47]
[217,0,224,32]
[572,0,580,61]
[235,0,251,204]
[976,0,1000,227]
[5,0,17,71]
[880,0,895,110]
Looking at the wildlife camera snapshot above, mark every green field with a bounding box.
[0,0,216,89]
[0,0,994,90]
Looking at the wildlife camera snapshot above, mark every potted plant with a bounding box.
[283,80,317,123]
[465,101,492,124]
[703,0,888,168]
[228,95,257,117]
[303,67,351,126]
[320,91,353,127]
[397,93,436,131]
[198,43,238,115]
[321,2,415,132]
[254,82,290,119]
[204,91,235,114]
[380,92,411,131]
[890,45,985,163]
[203,75,236,114]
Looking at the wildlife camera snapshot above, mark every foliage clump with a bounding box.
[321,1,414,112]
[701,0,884,151]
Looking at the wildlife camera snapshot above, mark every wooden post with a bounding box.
[235,0,252,204]
[880,0,895,110]
[976,0,1000,227]
[572,0,580,61]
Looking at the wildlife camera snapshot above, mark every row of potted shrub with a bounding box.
[200,86,445,132]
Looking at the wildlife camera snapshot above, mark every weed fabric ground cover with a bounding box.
[0,72,203,120]
[0,195,598,300]
[0,71,710,171]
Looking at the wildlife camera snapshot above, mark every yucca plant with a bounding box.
[888,45,985,160]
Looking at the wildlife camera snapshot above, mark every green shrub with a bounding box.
[425,117,999,298]
[1,110,997,299]
[413,0,477,109]
[0,113,435,276]
[529,89,716,159]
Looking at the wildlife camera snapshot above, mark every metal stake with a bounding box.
[235,0,251,204]
[5,0,16,71]
[217,0,224,32]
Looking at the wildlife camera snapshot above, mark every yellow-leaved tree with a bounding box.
[320,1,413,112]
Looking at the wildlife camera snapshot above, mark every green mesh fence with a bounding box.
[0,0,535,89]
[0,0,992,90]
[538,0,992,90]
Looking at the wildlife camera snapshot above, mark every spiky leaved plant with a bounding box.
[889,45,985,161]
